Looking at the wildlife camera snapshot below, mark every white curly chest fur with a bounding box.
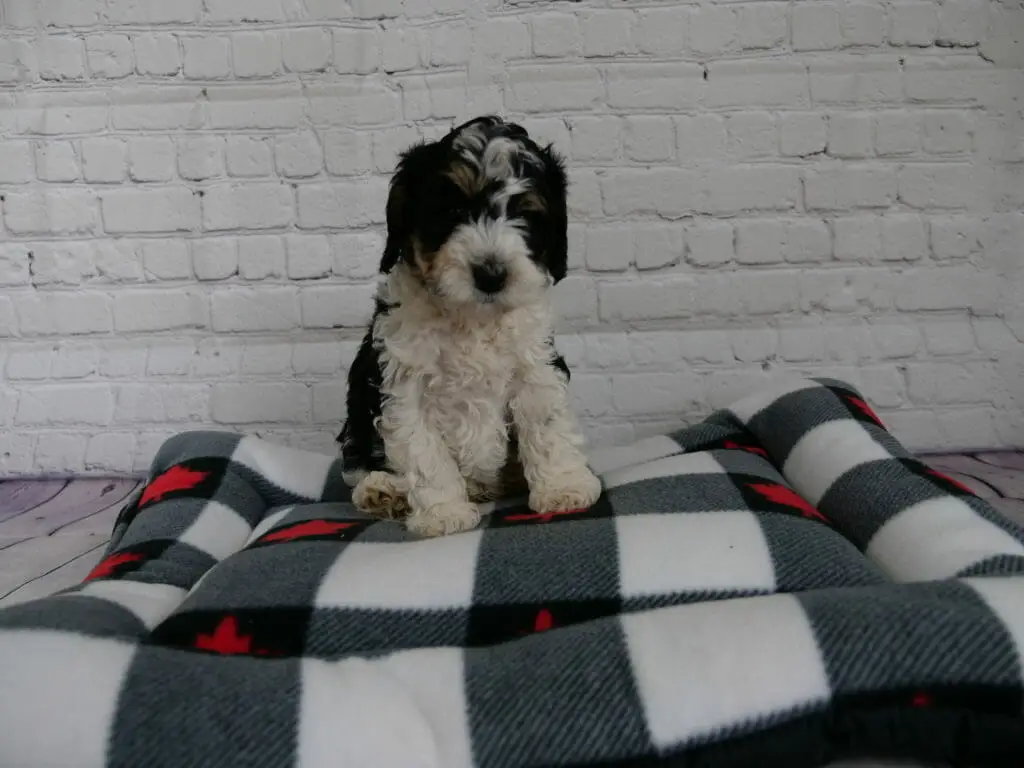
[353,269,601,537]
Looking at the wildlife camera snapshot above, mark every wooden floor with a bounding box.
[0,478,141,608]
[1,452,1023,609]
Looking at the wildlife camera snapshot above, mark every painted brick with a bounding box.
[726,112,776,158]
[211,287,298,332]
[898,164,978,209]
[736,220,785,265]
[286,235,333,280]
[232,32,282,78]
[35,141,80,182]
[4,189,98,235]
[602,168,703,218]
[182,36,231,79]
[101,187,199,233]
[211,383,311,424]
[809,58,903,104]
[873,112,920,156]
[113,290,204,332]
[178,136,225,181]
[325,130,374,176]
[282,28,332,73]
[921,112,973,154]
[300,285,376,328]
[531,13,582,58]
[889,3,939,46]
[675,115,728,164]
[133,33,181,76]
[141,239,192,280]
[238,236,286,280]
[0,141,35,183]
[707,60,807,108]
[937,0,989,46]
[33,435,86,474]
[827,113,873,158]
[841,3,886,46]
[636,7,689,56]
[793,4,843,51]
[86,35,134,78]
[738,4,788,50]
[39,37,87,81]
[509,65,604,112]
[128,137,176,182]
[804,166,896,210]
[707,166,801,213]
[226,136,273,177]
[16,385,114,426]
[623,116,676,162]
[686,220,734,266]
[930,215,980,260]
[607,64,702,110]
[203,183,293,231]
[193,238,239,281]
[275,132,324,178]
[331,232,383,280]
[689,6,737,56]
[569,117,621,162]
[105,0,202,24]
[296,179,389,229]
[779,113,828,157]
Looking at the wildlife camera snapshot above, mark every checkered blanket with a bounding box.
[2,377,1023,767]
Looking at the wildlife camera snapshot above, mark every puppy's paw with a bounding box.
[352,471,409,520]
[466,477,499,503]
[406,500,481,538]
[529,467,602,515]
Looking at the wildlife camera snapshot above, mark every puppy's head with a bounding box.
[379,116,569,310]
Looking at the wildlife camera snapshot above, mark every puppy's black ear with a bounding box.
[380,173,408,273]
[539,143,569,284]
[379,140,441,274]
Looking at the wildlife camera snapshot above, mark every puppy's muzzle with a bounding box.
[471,258,508,295]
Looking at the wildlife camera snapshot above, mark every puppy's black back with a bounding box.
[337,300,388,474]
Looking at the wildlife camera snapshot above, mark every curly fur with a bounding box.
[339,116,600,537]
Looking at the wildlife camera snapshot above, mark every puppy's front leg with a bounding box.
[380,382,480,537]
[510,365,601,516]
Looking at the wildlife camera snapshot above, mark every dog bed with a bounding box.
[1,377,1022,767]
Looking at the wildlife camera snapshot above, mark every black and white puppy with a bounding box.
[338,116,601,537]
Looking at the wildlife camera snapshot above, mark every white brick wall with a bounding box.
[1,0,1022,476]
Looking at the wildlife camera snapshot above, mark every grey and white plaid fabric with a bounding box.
[1,377,1023,767]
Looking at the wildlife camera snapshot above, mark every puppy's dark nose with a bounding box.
[471,260,507,294]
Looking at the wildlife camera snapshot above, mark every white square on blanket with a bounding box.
[602,451,724,491]
[178,500,253,561]
[316,530,483,610]
[622,593,831,750]
[231,436,334,500]
[0,631,137,767]
[297,647,471,768]
[967,577,1024,662]
[616,512,776,597]
[79,581,188,630]
[783,419,892,505]
[868,496,1024,582]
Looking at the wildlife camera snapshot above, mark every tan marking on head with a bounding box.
[519,190,548,214]
[445,162,482,197]
[410,236,459,287]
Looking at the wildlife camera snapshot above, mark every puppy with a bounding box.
[338,116,601,537]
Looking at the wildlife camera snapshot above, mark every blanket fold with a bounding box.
[1,376,1022,767]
